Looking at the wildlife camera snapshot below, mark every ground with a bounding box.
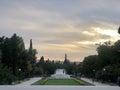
[81,78,110,86]
[16,77,42,86]
[0,86,119,90]
[0,77,119,90]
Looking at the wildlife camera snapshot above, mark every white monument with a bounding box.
[51,69,70,79]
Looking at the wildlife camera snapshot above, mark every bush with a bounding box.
[0,65,16,85]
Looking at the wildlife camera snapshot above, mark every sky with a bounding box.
[0,0,120,62]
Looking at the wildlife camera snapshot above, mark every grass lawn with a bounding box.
[33,78,88,85]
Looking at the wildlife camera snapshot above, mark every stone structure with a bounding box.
[51,69,70,79]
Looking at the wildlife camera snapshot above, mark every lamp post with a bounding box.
[103,68,106,72]
[103,68,106,82]
[18,68,21,83]
[92,69,95,84]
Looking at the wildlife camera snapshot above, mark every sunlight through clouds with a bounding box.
[93,27,119,37]
[82,31,96,36]
[77,41,98,45]
[0,0,120,61]
[92,27,119,42]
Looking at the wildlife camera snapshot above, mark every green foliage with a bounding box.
[0,34,37,84]
[0,50,1,61]
[0,65,16,84]
[82,40,120,83]
[0,50,16,84]
[36,57,56,76]
[36,56,79,77]
[1,34,25,76]
[2,32,120,85]
[82,55,97,77]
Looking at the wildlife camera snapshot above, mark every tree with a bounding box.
[64,54,70,64]
[82,55,98,78]
[27,39,37,76]
[36,56,45,75]
[118,26,120,34]
[28,39,37,64]
[0,34,31,77]
[1,37,12,68]
[10,33,25,76]
[0,50,15,84]
[0,49,2,63]
[96,42,113,68]
[0,34,38,83]
[39,56,44,64]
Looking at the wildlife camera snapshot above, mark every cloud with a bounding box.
[0,0,120,61]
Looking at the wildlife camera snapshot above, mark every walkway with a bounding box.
[16,77,42,86]
[0,86,119,90]
[17,77,111,86]
[0,77,119,90]
[81,78,110,86]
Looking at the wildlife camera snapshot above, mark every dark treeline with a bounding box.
[0,34,37,84]
[78,28,120,84]
[1,30,120,85]
[0,34,78,84]
[35,56,78,76]
[80,40,120,83]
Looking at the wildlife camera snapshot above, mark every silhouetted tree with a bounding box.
[82,55,98,78]
[0,49,15,84]
[64,54,70,64]
[118,26,120,34]
[0,34,39,84]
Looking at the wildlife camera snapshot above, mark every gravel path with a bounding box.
[81,78,110,86]
[0,86,119,90]
[0,77,119,90]
[16,77,42,86]
[17,77,110,86]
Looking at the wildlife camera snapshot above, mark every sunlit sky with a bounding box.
[0,0,120,62]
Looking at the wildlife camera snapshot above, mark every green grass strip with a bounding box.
[44,79,80,85]
[33,78,89,85]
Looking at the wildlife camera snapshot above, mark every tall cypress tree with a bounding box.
[64,54,69,64]
[28,39,37,63]
[28,39,37,76]
[10,33,25,76]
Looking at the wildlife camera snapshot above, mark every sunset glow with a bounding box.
[0,0,120,62]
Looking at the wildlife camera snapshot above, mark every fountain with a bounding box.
[51,69,70,79]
